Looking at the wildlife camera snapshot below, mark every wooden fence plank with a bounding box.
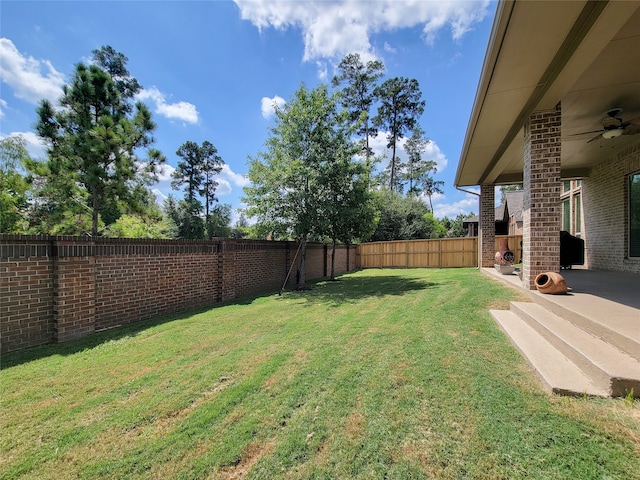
[356,236,521,269]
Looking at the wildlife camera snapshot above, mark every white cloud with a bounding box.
[0,38,65,104]
[316,61,328,81]
[261,95,286,119]
[152,188,168,204]
[368,132,448,173]
[137,86,199,124]
[433,194,479,219]
[1,131,48,159]
[234,1,490,63]
[0,99,7,117]
[220,164,250,187]
[420,140,448,173]
[216,178,232,196]
[383,42,397,54]
[157,163,176,182]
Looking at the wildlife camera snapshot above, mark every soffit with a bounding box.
[456,0,640,187]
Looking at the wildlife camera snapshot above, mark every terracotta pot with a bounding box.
[534,272,568,294]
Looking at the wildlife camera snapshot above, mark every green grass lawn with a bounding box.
[1,268,639,479]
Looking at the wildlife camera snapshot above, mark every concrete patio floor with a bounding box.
[484,267,640,327]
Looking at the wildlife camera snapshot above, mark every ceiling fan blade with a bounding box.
[566,129,603,137]
[586,132,603,144]
[601,115,622,128]
[622,122,640,136]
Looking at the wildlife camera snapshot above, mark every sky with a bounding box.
[0,0,497,224]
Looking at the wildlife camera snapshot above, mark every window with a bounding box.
[574,194,582,235]
[630,173,640,257]
[562,198,571,232]
[563,181,571,193]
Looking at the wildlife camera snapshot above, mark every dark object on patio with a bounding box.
[560,231,584,269]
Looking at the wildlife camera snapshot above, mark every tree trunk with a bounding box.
[297,235,307,289]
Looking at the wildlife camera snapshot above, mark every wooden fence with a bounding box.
[356,235,523,268]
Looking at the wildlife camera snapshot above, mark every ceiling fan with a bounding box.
[572,108,640,143]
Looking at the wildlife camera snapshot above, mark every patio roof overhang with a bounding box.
[455,0,640,188]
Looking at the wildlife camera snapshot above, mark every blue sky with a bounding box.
[1,0,496,223]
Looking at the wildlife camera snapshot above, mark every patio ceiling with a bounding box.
[455,0,640,187]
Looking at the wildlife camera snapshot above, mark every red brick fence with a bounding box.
[1,235,356,353]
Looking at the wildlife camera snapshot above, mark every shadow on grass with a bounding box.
[278,272,441,307]
[2,272,439,368]
[0,294,265,370]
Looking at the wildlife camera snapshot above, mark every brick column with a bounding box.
[217,239,236,301]
[479,184,495,267]
[53,239,96,342]
[522,104,562,289]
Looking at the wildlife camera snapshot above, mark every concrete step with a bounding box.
[491,309,609,397]
[530,291,640,362]
[510,302,640,397]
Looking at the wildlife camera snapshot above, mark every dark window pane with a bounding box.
[630,173,640,257]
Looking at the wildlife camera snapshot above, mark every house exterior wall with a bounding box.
[582,141,640,273]
[508,219,523,236]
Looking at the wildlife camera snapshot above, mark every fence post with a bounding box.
[405,240,409,268]
[53,237,96,343]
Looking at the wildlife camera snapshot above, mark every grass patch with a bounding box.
[1,268,638,479]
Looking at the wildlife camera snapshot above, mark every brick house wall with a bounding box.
[582,141,640,273]
[1,236,357,353]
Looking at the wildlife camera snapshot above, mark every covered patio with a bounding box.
[456,0,640,397]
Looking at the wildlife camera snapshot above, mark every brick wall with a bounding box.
[1,236,357,353]
[0,238,54,351]
[582,141,640,273]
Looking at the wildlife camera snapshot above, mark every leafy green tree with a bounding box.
[163,194,205,239]
[421,176,445,214]
[244,84,343,289]
[315,109,375,280]
[231,212,248,239]
[172,141,204,214]
[332,53,384,165]
[199,142,224,228]
[375,155,406,193]
[171,140,224,239]
[103,214,172,238]
[422,212,447,239]
[0,136,31,233]
[441,212,474,238]
[35,49,165,236]
[402,127,435,196]
[206,203,232,238]
[91,46,142,105]
[370,190,436,241]
[373,77,425,191]
[26,139,94,235]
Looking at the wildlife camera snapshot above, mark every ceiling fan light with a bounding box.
[602,128,623,139]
